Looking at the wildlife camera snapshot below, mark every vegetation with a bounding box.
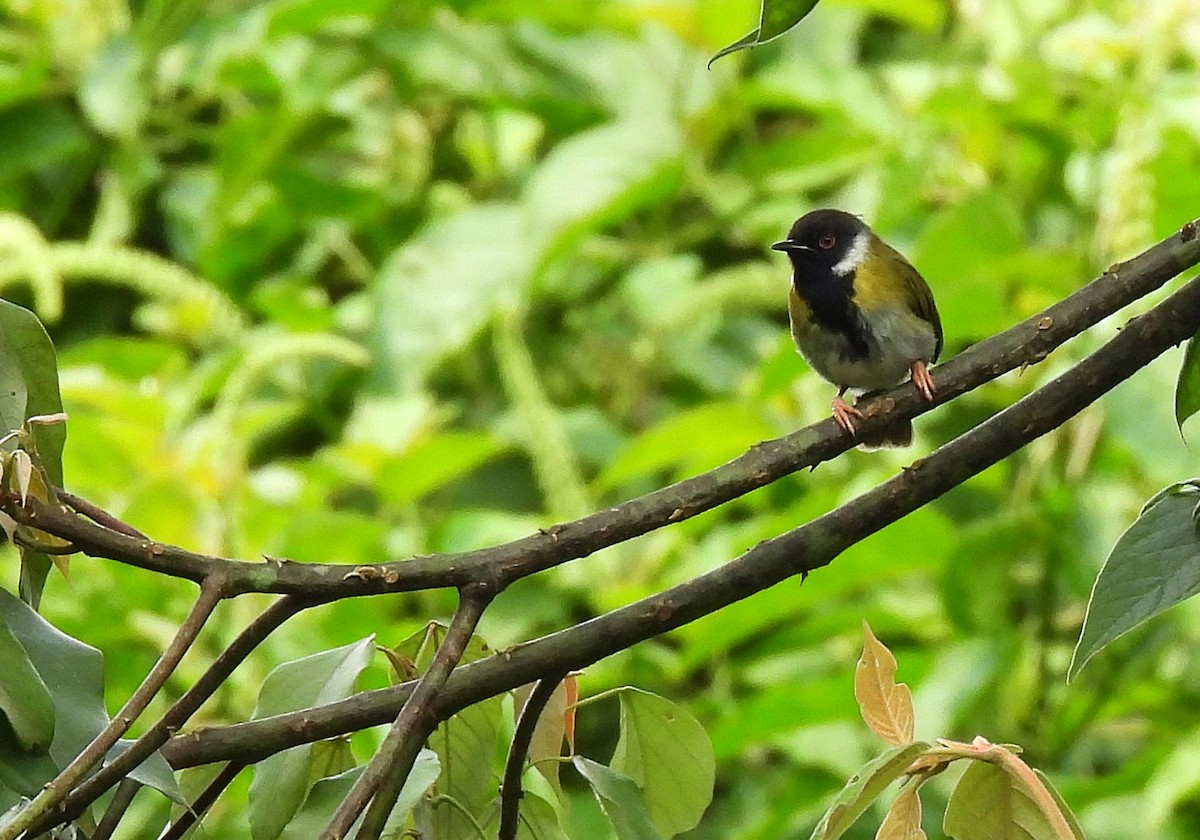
[0,0,1199,837]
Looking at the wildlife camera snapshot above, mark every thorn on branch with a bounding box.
[1181,219,1198,242]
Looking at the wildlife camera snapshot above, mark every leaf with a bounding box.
[709,0,823,65]
[943,760,1078,840]
[1033,770,1086,839]
[609,688,715,837]
[278,749,440,840]
[1176,334,1200,434]
[1070,482,1200,679]
[0,613,54,753]
[809,742,931,840]
[248,636,375,840]
[0,589,177,802]
[877,783,927,840]
[573,756,664,840]
[855,622,915,747]
[376,431,505,508]
[78,37,146,138]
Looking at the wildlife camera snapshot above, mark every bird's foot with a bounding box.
[832,394,864,435]
[910,361,936,401]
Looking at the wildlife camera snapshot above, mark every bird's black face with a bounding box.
[771,209,869,283]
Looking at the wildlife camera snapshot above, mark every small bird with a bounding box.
[772,209,942,448]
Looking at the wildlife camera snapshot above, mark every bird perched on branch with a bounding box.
[772,209,942,448]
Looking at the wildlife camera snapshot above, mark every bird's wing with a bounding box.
[887,248,943,362]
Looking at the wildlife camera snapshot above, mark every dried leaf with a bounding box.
[11,450,32,505]
[564,672,579,752]
[877,783,927,840]
[855,622,915,746]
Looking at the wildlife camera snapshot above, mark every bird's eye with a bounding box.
[818,234,836,249]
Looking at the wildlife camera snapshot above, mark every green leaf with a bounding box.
[483,789,570,840]
[573,756,664,840]
[1034,769,1086,839]
[610,688,715,837]
[1070,482,1200,679]
[377,431,505,507]
[1175,334,1200,434]
[78,37,146,138]
[0,589,178,803]
[278,749,440,840]
[0,300,66,609]
[372,203,532,392]
[943,760,1076,840]
[248,636,375,840]
[0,613,54,752]
[809,742,931,840]
[709,0,822,65]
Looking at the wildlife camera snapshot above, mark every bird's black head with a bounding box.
[771,209,871,282]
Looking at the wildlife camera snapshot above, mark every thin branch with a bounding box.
[29,594,314,835]
[163,268,1200,770]
[158,761,246,840]
[498,673,567,840]
[91,779,140,840]
[7,222,1199,599]
[321,584,494,840]
[55,487,147,539]
[0,576,227,840]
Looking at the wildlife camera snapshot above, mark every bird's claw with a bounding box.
[911,361,936,401]
[832,395,864,436]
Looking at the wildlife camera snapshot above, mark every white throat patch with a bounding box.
[831,230,869,277]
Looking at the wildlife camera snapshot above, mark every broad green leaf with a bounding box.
[610,688,715,837]
[0,612,54,752]
[248,636,375,840]
[710,0,823,65]
[0,589,178,803]
[1175,334,1200,434]
[573,756,664,840]
[809,742,931,840]
[373,203,531,392]
[0,300,66,609]
[278,750,440,840]
[377,431,505,507]
[1070,482,1200,679]
[943,760,1076,840]
[596,403,776,490]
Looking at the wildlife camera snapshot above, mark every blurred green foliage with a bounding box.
[0,0,1199,836]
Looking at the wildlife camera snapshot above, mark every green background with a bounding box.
[1,0,1199,836]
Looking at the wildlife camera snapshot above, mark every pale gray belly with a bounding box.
[792,307,937,392]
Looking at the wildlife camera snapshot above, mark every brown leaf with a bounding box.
[877,784,927,840]
[855,621,915,746]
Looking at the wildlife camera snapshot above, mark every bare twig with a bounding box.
[91,779,140,840]
[320,584,494,840]
[0,576,226,840]
[498,673,568,840]
[158,761,246,840]
[56,487,147,539]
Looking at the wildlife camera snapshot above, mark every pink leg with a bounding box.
[831,388,864,435]
[910,360,936,401]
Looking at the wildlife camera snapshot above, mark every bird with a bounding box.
[771,209,942,448]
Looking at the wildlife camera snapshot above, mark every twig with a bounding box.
[8,221,1199,599]
[91,779,140,840]
[162,269,1200,770]
[498,673,567,840]
[158,761,246,840]
[320,584,494,840]
[0,576,226,840]
[28,594,313,835]
[55,487,148,539]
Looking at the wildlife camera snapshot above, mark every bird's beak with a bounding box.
[771,241,810,253]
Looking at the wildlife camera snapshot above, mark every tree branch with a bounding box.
[162,267,1200,771]
[0,576,226,840]
[7,222,1199,600]
[320,584,494,840]
[158,761,246,840]
[498,672,568,840]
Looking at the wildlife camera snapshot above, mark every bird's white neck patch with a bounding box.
[831,230,869,277]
